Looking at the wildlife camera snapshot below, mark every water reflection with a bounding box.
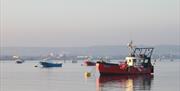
[96,75,153,91]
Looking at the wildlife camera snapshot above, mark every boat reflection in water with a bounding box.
[96,75,153,91]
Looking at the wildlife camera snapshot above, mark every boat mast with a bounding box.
[127,40,135,57]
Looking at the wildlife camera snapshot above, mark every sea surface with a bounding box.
[0,60,180,91]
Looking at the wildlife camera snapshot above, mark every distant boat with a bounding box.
[40,61,62,67]
[15,59,24,64]
[72,60,78,63]
[83,59,96,66]
[39,59,62,67]
[13,56,24,64]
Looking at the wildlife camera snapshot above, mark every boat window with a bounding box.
[137,60,140,63]
[145,60,148,63]
[133,59,136,62]
[138,60,142,65]
[129,60,131,62]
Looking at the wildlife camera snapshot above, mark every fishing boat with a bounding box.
[96,41,154,75]
[40,59,62,67]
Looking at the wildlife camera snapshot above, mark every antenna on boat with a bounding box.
[127,40,136,56]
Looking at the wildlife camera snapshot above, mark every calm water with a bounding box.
[0,60,180,91]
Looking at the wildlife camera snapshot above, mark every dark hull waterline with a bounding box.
[40,62,62,67]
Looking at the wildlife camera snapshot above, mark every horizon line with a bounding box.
[1,44,180,48]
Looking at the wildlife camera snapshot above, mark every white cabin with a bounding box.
[125,57,136,66]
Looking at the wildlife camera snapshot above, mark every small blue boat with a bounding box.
[40,61,62,67]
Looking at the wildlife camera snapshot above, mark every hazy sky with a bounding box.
[1,0,179,47]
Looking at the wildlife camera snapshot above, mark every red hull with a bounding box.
[96,62,154,75]
[84,61,96,66]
